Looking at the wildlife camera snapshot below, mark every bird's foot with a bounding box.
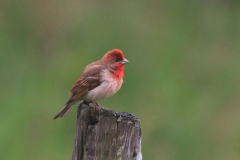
[92,102,101,109]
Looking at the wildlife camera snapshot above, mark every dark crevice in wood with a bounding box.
[91,116,98,126]
[133,151,137,157]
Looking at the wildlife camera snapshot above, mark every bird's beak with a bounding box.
[121,58,129,64]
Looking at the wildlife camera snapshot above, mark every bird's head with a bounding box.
[101,49,129,72]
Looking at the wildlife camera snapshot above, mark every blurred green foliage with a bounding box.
[1,0,240,160]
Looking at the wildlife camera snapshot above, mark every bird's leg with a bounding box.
[92,102,101,108]
[87,101,97,108]
[95,102,101,108]
[90,101,96,107]
[86,101,101,108]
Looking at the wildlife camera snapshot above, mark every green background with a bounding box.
[1,1,240,160]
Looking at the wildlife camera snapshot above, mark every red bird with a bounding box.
[53,49,129,119]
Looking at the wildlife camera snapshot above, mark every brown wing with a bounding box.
[68,64,106,102]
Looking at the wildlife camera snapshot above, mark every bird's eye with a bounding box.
[115,58,120,62]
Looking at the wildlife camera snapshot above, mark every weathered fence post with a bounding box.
[72,103,142,160]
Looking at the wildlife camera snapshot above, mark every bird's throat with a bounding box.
[112,66,124,80]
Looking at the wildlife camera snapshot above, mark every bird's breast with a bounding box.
[84,69,123,102]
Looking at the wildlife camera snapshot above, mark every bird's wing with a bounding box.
[69,65,106,101]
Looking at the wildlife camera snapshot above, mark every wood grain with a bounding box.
[72,103,142,160]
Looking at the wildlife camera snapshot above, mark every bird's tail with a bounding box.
[53,104,73,120]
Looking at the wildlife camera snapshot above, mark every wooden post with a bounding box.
[72,103,142,160]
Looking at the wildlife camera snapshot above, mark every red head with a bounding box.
[101,49,129,78]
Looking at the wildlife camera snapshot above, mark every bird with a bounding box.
[53,49,129,120]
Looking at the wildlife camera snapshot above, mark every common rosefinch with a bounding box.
[53,49,129,119]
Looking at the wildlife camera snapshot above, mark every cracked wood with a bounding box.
[72,103,142,160]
